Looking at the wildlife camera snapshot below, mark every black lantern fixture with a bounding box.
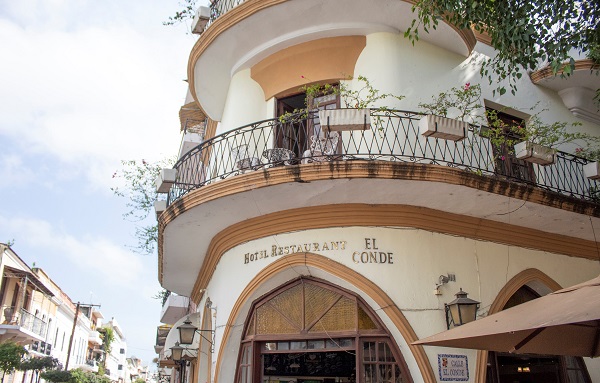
[170,342,184,361]
[176,316,215,353]
[177,319,198,345]
[445,288,480,329]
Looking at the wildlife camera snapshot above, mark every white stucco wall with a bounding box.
[218,32,599,144]
[201,226,600,383]
[218,69,268,135]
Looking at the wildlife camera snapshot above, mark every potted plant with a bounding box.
[509,114,591,166]
[319,75,404,131]
[418,83,482,141]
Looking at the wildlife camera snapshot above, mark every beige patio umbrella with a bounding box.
[413,275,600,357]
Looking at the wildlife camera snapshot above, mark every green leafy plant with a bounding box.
[40,370,72,383]
[278,75,404,124]
[0,342,27,383]
[406,0,599,97]
[97,327,115,356]
[418,83,482,123]
[481,108,600,160]
[337,75,405,111]
[20,356,60,383]
[153,289,171,306]
[111,157,175,254]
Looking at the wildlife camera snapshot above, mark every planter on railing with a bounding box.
[514,141,556,165]
[583,161,600,180]
[418,115,467,141]
[319,109,371,131]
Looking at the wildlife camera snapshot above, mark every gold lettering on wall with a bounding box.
[243,237,394,265]
[244,240,347,264]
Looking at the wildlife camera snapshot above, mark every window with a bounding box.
[486,286,591,383]
[236,277,412,383]
[485,108,535,182]
[118,365,123,371]
[275,87,340,160]
[120,348,125,354]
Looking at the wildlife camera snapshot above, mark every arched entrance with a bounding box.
[235,277,413,383]
[486,285,592,383]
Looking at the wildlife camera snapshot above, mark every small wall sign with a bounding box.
[438,354,469,381]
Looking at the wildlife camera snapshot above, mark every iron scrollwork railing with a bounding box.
[206,0,245,28]
[167,110,599,206]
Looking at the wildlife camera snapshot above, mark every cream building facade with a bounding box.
[156,2,600,382]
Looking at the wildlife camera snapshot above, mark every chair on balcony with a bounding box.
[302,131,340,164]
[231,144,261,172]
[263,148,296,166]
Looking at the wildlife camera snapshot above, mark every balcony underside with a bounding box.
[190,0,475,120]
[159,161,600,296]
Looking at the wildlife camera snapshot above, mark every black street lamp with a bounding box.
[445,288,480,329]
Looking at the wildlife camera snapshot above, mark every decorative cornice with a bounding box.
[212,253,436,383]
[189,203,599,302]
[530,59,600,84]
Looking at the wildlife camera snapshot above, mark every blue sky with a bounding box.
[0,0,203,368]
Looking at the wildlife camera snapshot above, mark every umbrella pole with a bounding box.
[510,328,545,353]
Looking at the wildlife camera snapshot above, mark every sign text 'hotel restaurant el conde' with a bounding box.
[244,238,394,265]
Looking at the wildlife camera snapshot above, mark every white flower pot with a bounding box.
[583,161,600,180]
[418,115,467,141]
[514,141,556,165]
[155,168,177,193]
[319,108,371,131]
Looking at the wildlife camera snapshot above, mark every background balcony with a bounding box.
[159,294,192,325]
[89,330,103,346]
[0,306,48,343]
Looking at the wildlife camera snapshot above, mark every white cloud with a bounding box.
[0,2,195,192]
[0,153,35,187]
[0,214,150,289]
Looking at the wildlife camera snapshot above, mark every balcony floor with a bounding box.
[160,161,600,296]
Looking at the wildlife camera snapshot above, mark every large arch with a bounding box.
[474,268,562,382]
[212,252,436,383]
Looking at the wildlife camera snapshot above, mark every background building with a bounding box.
[0,244,142,383]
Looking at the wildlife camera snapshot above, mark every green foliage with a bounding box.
[153,289,171,305]
[480,108,600,159]
[133,378,146,383]
[406,0,599,96]
[19,356,60,372]
[0,341,27,375]
[111,158,175,254]
[164,0,198,26]
[338,75,405,111]
[98,327,115,355]
[40,370,72,383]
[419,83,482,122]
[68,369,111,383]
[278,75,404,123]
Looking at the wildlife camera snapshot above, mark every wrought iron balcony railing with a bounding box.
[167,110,599,207]
[206,0,245,28]
[1,306,48,338]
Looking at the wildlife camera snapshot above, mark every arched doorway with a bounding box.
[486,285,592,383]
[235,277,412,383]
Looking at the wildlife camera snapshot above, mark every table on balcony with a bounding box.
[263,148,296,166]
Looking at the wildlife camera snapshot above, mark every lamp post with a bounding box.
[445,288,480,329]
[170,342,186,383]
[177,318,215,353]
[177,319,198,345]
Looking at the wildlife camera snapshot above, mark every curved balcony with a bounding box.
[159,110,600,296]
[167,110,598,206]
